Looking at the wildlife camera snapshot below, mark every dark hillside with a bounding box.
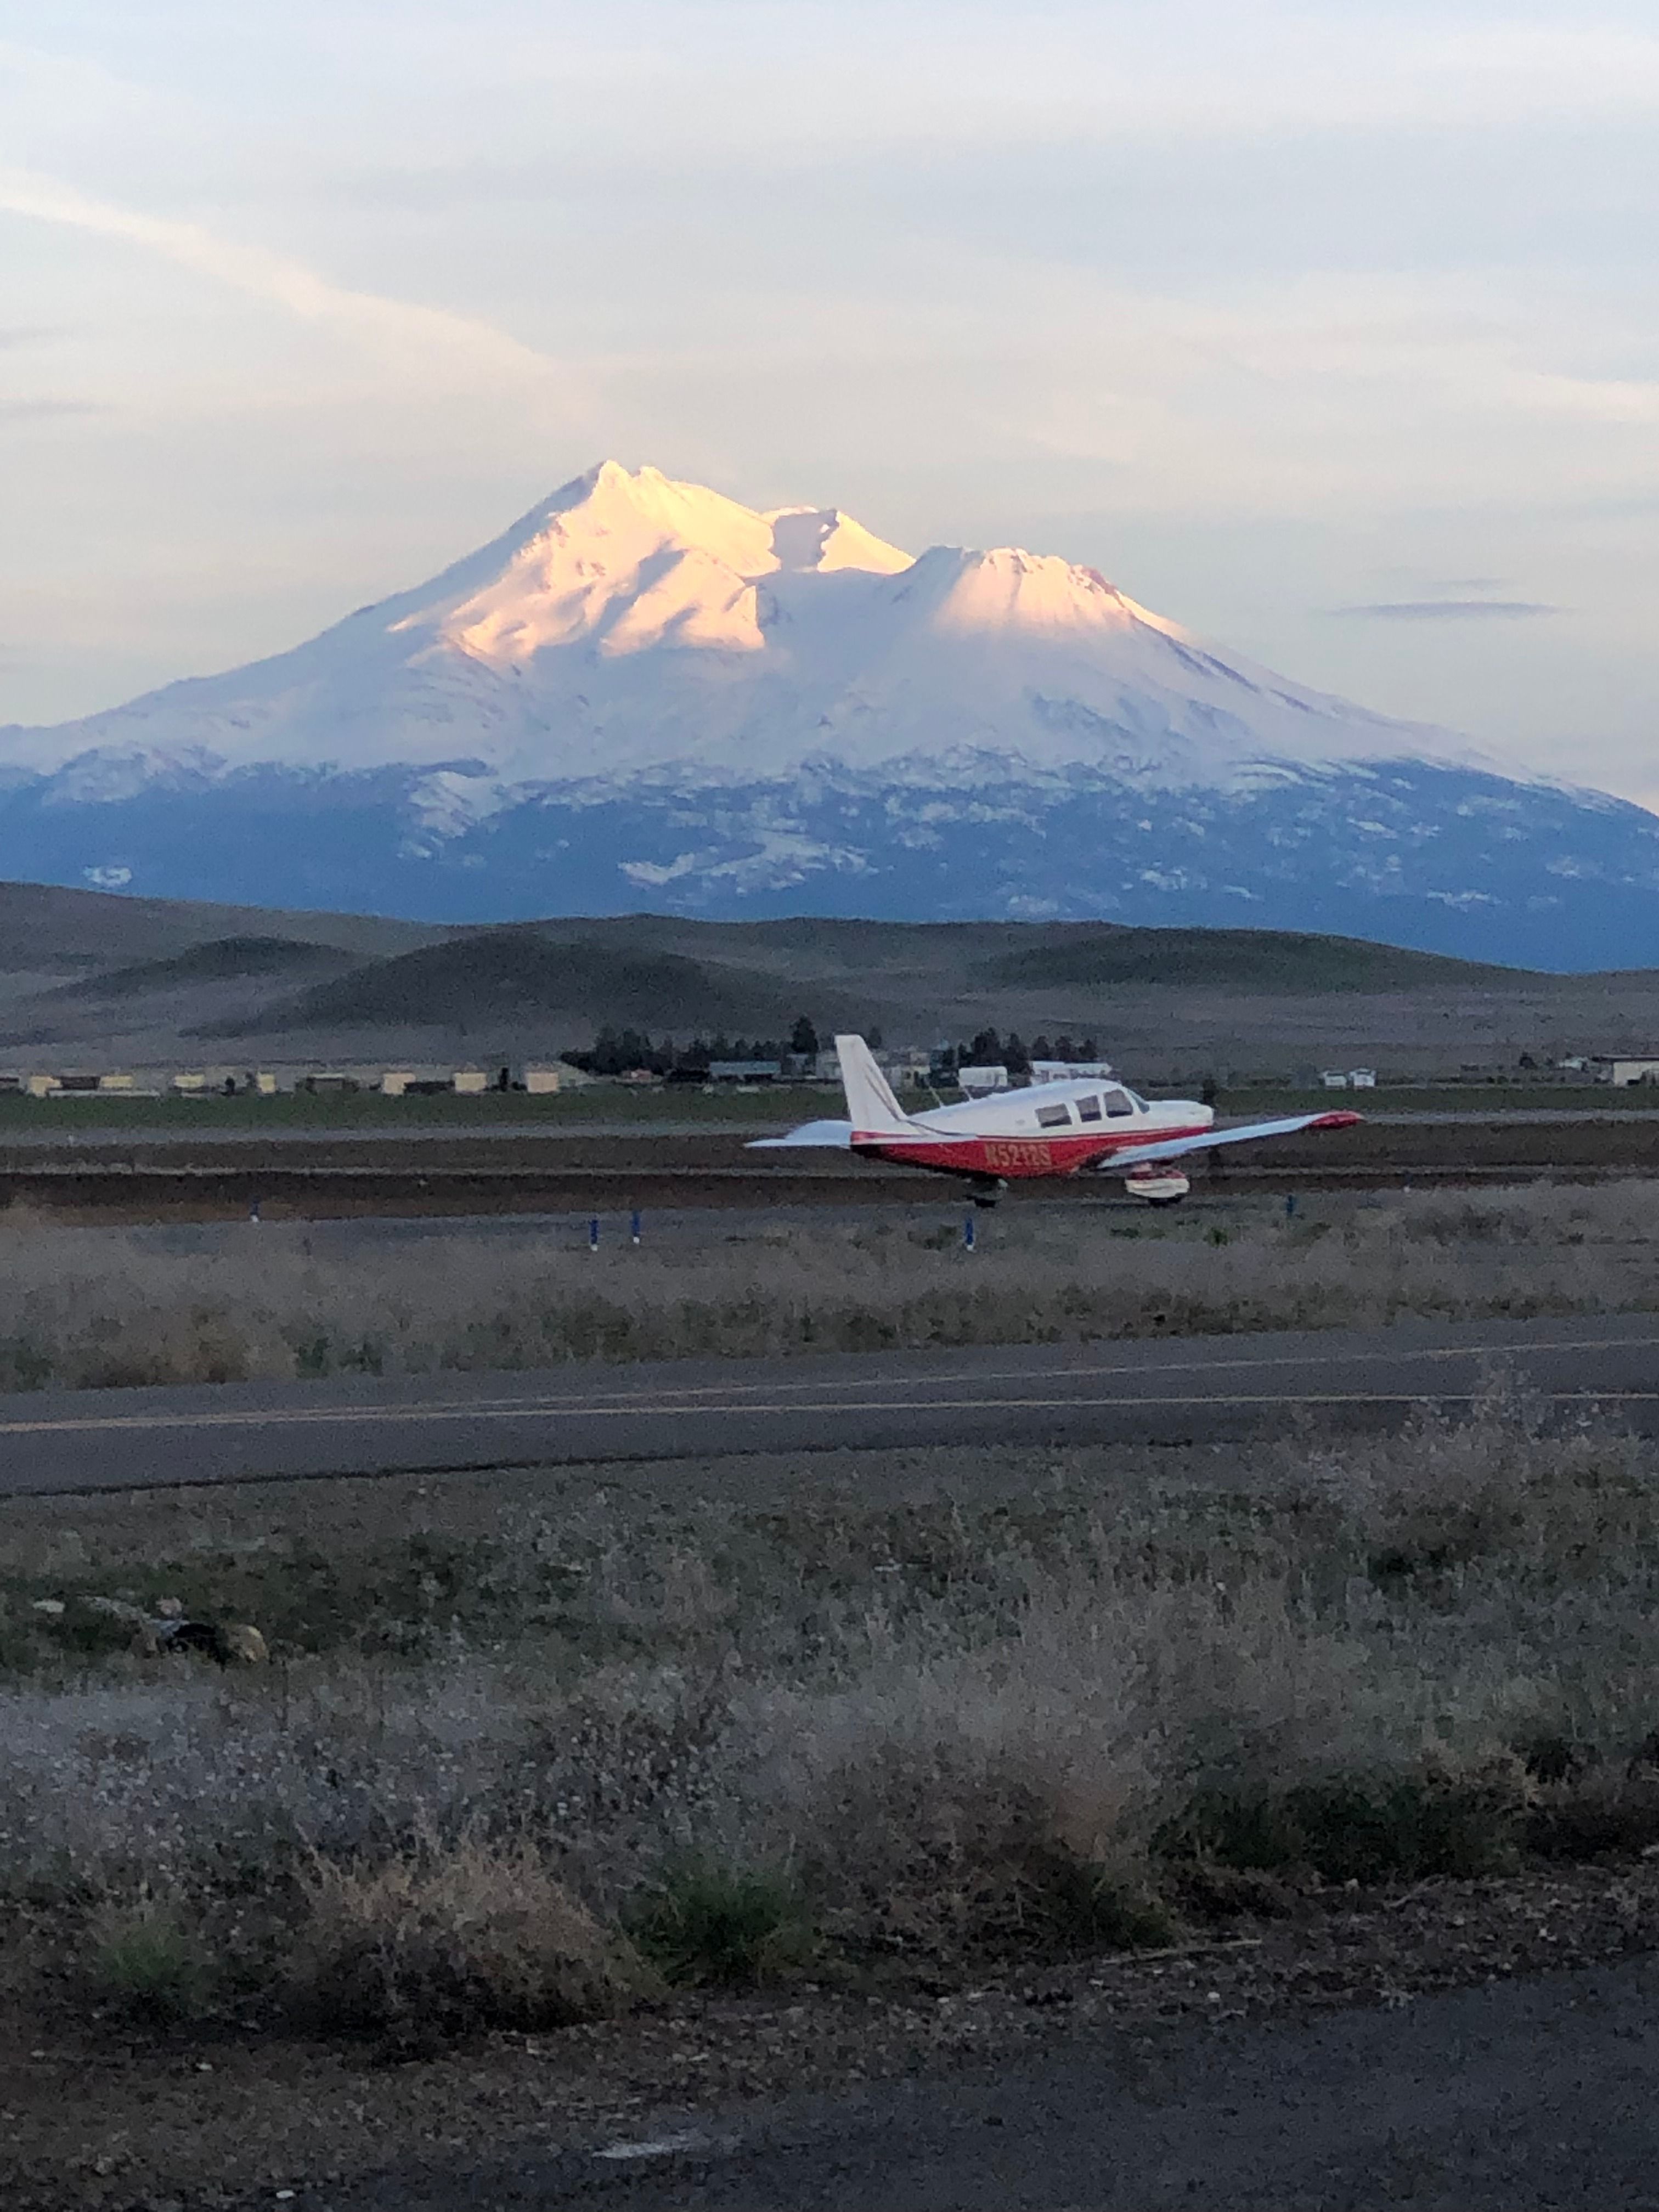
[491,915,1536,994]
[198,928,870,1038]
[986,926,1526,995]
[0,881,442,975]
[42,935,354,1002]
[0,884,1566,996]
[1,880,1645,1079]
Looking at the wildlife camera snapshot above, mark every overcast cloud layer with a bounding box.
[2,2,1657,803]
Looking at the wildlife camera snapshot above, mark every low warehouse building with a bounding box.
[709,1060,782,1084]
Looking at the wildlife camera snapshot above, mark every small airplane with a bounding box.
[750,1034,1361,1205]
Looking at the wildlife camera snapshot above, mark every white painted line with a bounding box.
[0,1385,1655,1441]
[594,2130,706,2161]
[0,1324,1652,1444]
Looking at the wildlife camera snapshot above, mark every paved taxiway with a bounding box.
[1,1311,1656,1498]
[272,1952,1659,2212]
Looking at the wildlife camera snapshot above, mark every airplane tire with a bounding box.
[1126,1170,1192,1206]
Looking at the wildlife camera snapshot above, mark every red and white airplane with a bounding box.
[751,1034,1361,1205]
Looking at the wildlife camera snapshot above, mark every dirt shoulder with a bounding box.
[13,1856,1659,2211]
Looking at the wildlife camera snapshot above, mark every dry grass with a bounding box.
[10,1394,1659,2028]
[84,1892,214,2021]
[287,1829,650,2044]
[0,1180,1650,1391]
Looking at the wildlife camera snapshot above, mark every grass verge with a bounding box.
[8,1391,1659,2044]
[0,1178,1650,1391]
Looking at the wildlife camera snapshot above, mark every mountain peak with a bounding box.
[408,464,916,668]
[5,459,1460,792]
[1,458,1626,962]
[531,462,911,578]
[762,504,913,577]
[895,543,1156,641]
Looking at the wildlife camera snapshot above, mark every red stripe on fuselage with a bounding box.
[850,1127,1210,1180]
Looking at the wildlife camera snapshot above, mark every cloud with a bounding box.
[0,398,104,422]
[1333,600,1559,621]
[326,11,1659,165]
[0,166,583,402]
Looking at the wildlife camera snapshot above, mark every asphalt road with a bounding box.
[2,1311,1657,1498]
[294,1953,1659,2211]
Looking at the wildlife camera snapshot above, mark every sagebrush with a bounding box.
[9,1395,1659,2029]
[0,1180,1649,1392]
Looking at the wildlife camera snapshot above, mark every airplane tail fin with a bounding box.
[836,1034,912,1133]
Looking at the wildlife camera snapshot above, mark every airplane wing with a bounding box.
[1107,1109,1361,1169]
[747,1119,854,1150]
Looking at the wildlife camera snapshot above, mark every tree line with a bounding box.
[935,1029,1101,1077]
[563,1016,838,1077]
[565,1019,1102,1081]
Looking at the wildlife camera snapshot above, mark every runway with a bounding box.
[5,1104,1659,1221]
[1,1311,1656,1498]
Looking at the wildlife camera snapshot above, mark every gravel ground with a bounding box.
[14,1857,1659,2211]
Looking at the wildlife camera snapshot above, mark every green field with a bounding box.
[1217,1082,1656,1116]
[0,1082,833,1131]
[0,1076,1645,1135]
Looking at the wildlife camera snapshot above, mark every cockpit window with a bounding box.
[1102,1087,1135,1118]
[1036,1102,1073,1128]
[1076,1094,1102,1123]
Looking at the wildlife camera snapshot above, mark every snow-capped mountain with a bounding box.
[3,460,1657,968]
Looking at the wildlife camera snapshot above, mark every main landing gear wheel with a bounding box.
[1125,1169,1191,1207]
[969,1178,1008,1209]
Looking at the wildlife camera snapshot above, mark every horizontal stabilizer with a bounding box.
[747,1119,854,1150]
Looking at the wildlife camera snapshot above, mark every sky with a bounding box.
[2,1,1658,802]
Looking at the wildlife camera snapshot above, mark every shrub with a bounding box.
[1163,1763,1526,1886]
[1009,1844,1177,1954]
[1524,1756,1659,1861]
[87,1897,213,2021]
[286,1831,649,2044]
[628,1859,815,1988]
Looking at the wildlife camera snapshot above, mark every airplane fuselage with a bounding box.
[854,1077,1212,1180]
[747,1037,1359,1204]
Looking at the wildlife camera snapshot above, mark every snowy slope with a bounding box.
[1,461,1656,969]
[1,460,1458,788]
